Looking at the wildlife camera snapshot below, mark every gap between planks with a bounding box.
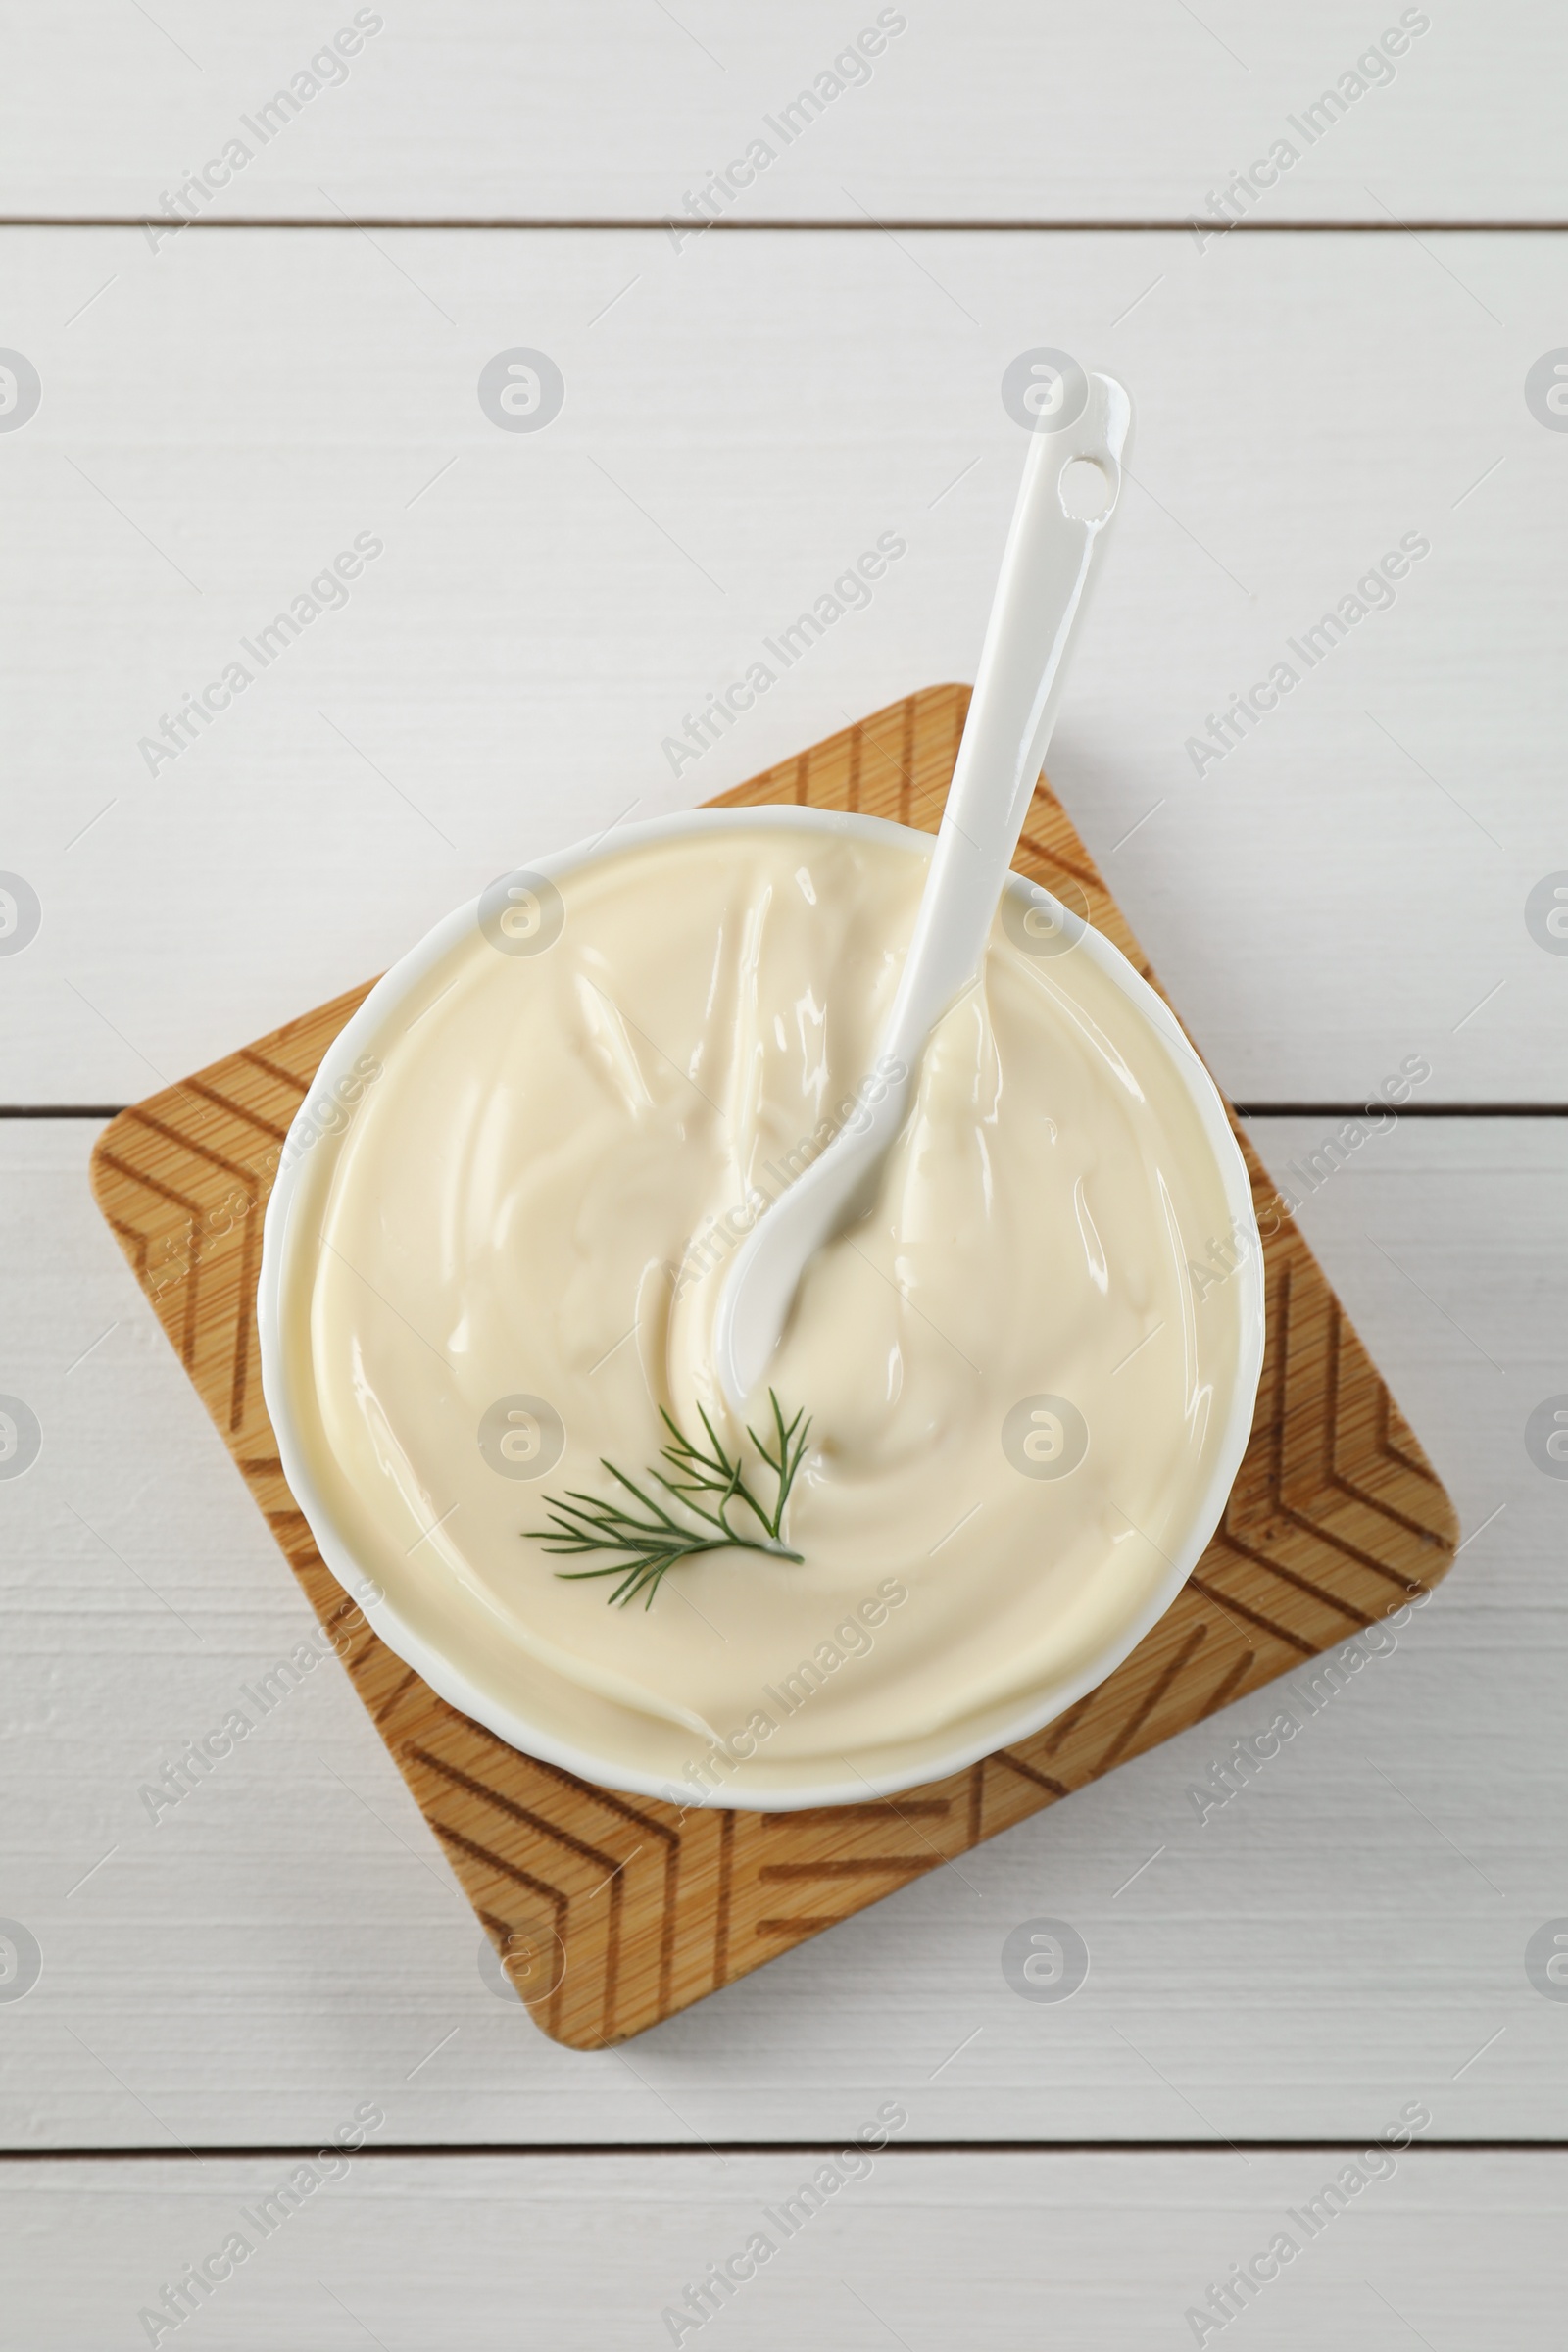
[6,2140,1568,2164]
[1,217,1564,235]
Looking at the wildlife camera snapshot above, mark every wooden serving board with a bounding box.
[90,685,1459,2049]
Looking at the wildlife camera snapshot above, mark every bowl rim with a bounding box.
[258,804,1266,1811]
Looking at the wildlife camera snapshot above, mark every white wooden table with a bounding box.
[2,7,1565,2343]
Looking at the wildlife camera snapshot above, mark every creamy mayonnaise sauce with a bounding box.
[276,820,1248,1799]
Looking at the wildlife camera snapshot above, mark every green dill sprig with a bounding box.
[525,1392,811,1609]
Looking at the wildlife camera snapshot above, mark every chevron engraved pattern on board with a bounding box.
[90,684,1459,2049]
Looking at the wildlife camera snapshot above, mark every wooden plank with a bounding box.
[0,1114,1560,2140]
[83,686,1455,2052]
[3,2152,1564,2349]
[3,3,1564,223]
[1,226,1561,1104]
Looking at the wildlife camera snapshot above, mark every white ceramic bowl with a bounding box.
[258,808,1265,1808]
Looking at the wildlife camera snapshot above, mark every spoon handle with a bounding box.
[882,373,1131,1066]
[711,374,1130,1408]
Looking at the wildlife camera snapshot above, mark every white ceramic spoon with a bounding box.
[712,370,1132,1411]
